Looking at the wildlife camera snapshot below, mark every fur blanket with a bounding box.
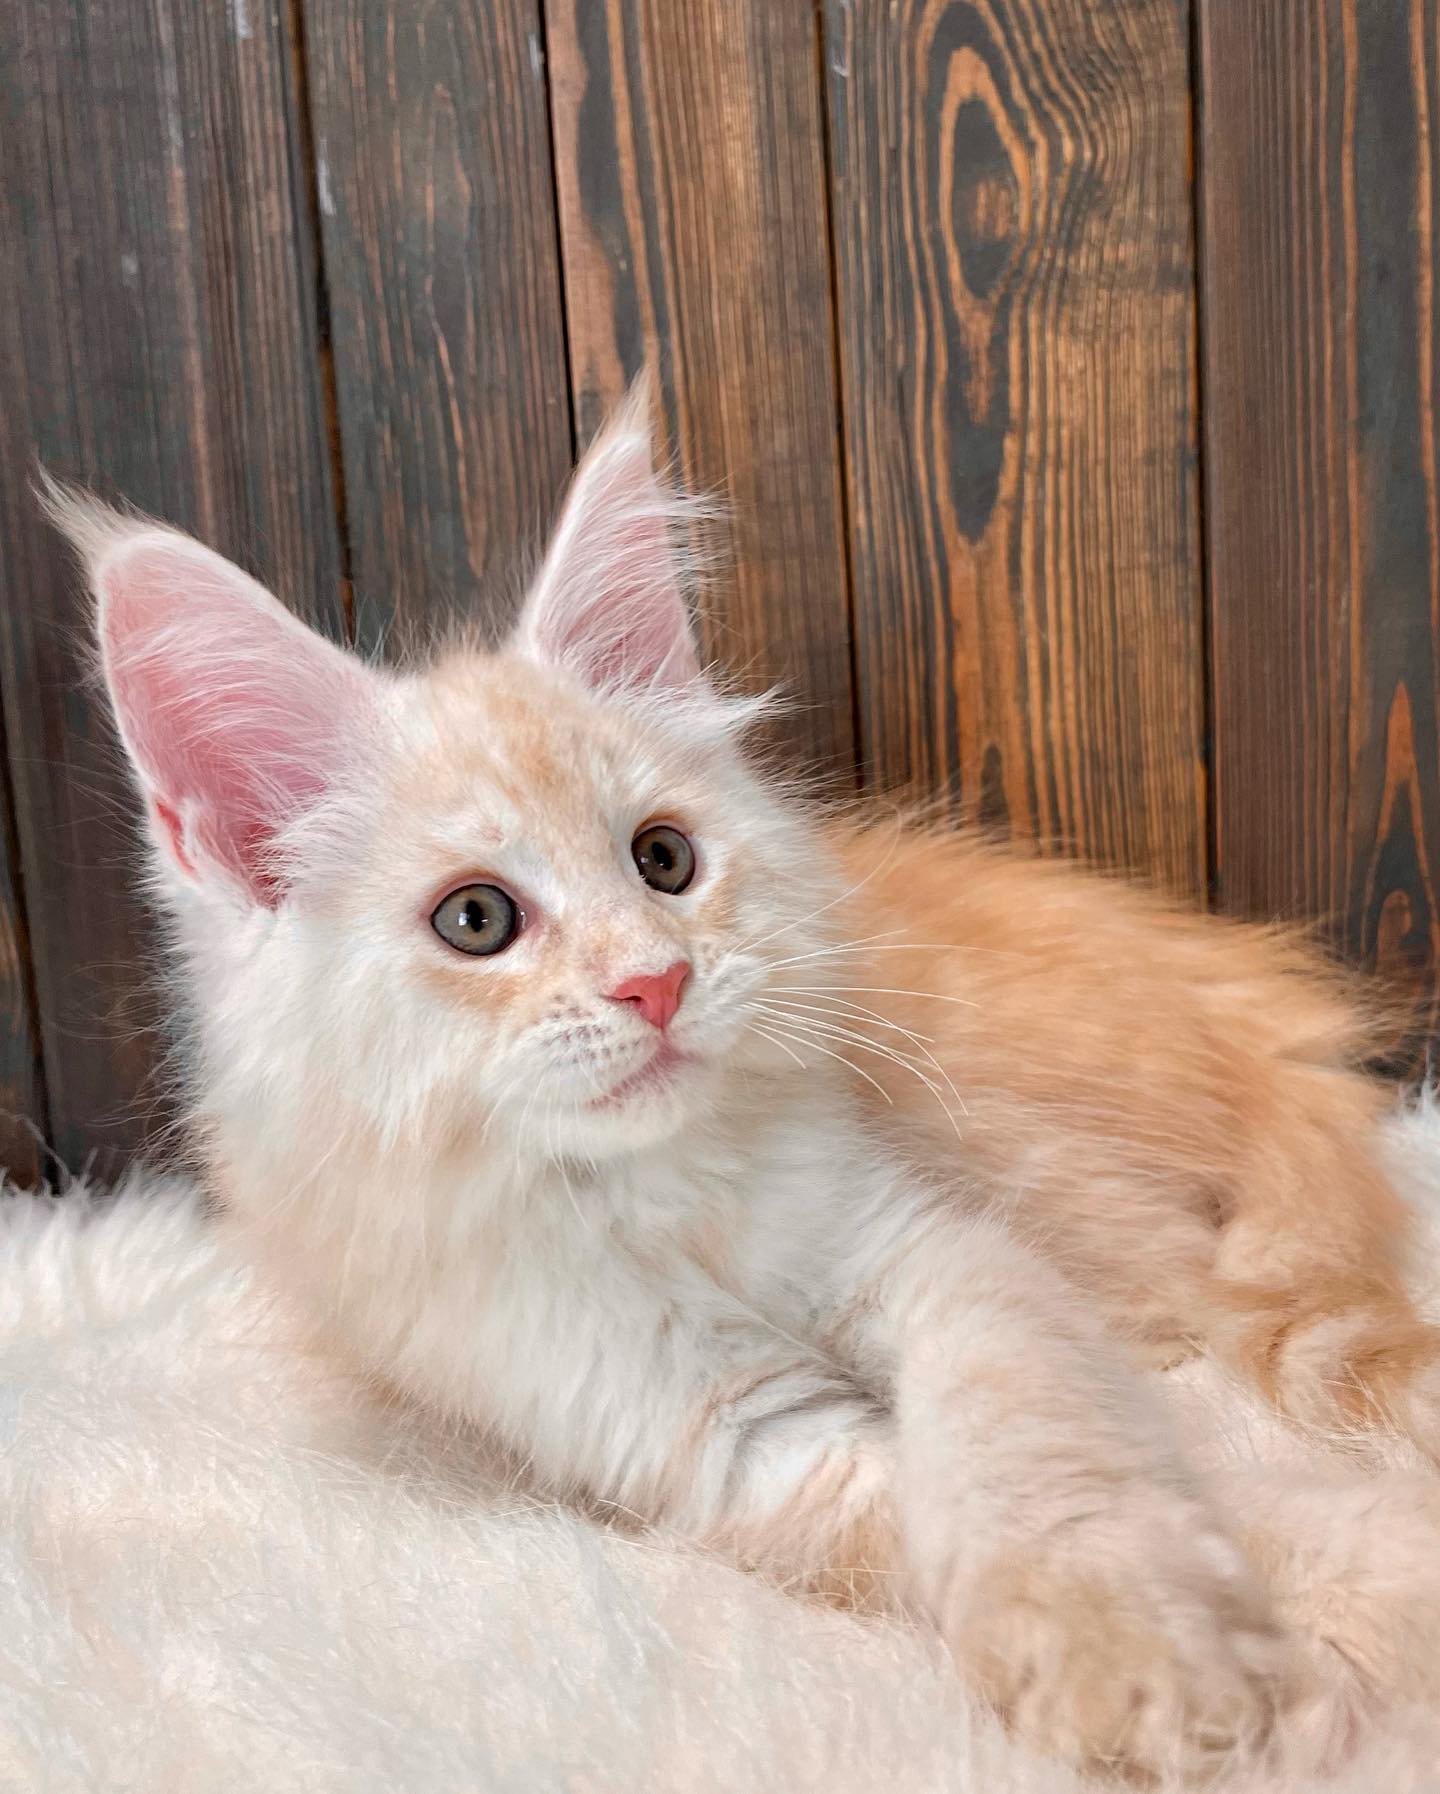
[7,1115,1440,1792]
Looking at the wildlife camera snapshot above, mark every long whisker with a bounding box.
[750,1003,965,1141]
[745,1021,810,1072]
[763,993,938,1046]
[760,939,1013,976]
[752,1003,947,1096]
[774,982,981,1011]
[750,1009,960,1137]
[746,1016,895,1106]
[763,992,971,1122]
[757,931,915,973]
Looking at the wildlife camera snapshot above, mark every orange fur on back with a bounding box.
[823,821,1440,1445]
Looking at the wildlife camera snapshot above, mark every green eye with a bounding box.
[632,824,696,895]
[431,883,520,956]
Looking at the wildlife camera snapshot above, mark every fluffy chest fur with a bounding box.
[213,1061,901,1455]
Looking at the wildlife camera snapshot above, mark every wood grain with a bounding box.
[0,0,343,1176]
[1200,0,1440,1048]
[0,749,44,1187]
[303,0,574,651]
[826,0,1205,892]
[544,0,856,777]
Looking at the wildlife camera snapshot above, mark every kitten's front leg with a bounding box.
[841,1194,1294,1778]
[473,1253,904,1596]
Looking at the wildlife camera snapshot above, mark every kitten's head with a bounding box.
[48,389,840,1164]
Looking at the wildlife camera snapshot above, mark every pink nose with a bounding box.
[606,959,691,1031]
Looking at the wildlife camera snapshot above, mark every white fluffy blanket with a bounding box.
[8,1116,1440,1792]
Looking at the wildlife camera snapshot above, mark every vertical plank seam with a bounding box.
[0,682,51,1178]
[535,1,580,467]
[284,0,357,642]
[1188,0,1220,908]
[811,0,864,793]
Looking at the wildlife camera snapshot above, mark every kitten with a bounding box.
[42,388,1439,1774]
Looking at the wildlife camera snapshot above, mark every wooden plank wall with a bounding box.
[827,0,1206,894]
[0,0,1437,1177]
[303,0,574,651]
[1200,0,1440,1053]
[0,0,344,1179]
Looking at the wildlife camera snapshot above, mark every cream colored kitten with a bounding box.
[47,397,1325,1778]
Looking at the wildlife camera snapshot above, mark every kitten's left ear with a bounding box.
[39,478,379,909]
[514,378,703,696]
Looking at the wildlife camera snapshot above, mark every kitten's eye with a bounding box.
[632,824,696,895]
[431,884,520,956]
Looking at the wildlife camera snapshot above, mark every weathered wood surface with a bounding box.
[303,0,574,652]
[826,0,1206,895]
[1200,0,1440,1051]
[0,775,44,1187]
[0,0,342,1176]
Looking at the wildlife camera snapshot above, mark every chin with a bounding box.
[543,1061,712,1161]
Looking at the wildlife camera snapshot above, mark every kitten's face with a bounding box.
[318,651,828,1159]
[59,383,837,1166]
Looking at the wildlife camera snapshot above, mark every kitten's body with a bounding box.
[46,392,1440,1777]
[185,659,1286,1771]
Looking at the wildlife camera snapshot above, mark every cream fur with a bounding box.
[39,399,1440,1776]
[6,1110,1440,1791]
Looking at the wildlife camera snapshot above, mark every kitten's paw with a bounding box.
[934,1498,1293,1781]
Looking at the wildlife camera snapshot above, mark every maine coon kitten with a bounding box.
[43,390,1440,1775]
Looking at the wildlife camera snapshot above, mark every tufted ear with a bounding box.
[513,379,703,696]
[42,481,378,908]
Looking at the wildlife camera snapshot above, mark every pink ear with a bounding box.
[516,382,702,694]
[51,496,375,905]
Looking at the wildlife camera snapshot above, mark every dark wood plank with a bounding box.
[0,747,45,1187]
[1200,0,1440,1051]
[826,0,1205,893]
[0,0,343,1177]
[544,0,856,778]
[304,0,574,649]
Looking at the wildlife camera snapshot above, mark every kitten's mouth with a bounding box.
[593,1041,691,1109]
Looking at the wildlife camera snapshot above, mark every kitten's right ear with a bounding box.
[513,377,705,698]
[39,478,378,908]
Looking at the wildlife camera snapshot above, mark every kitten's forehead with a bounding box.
[394,648,683,855]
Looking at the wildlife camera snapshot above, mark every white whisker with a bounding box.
[747,1015,895,1106]
[753,1003,943,1093]
[763,993,938,1046]
[758,931,915,973]
[774,982,981,1011]
[746,1022,810,1072]
[750,1003,965,1141]
[763,992,971,1123]
[759,939,1017,979]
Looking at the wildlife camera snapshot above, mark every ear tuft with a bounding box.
[513,377,707,697]
[33,469,148,570]
[41,478,377,907]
